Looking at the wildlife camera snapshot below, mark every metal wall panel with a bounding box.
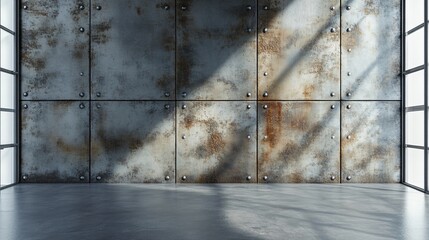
[21,101,89,182]
[176,0,257,100]
[341,101,401,183]
[91,0,175,100]
[21,0,89,100]
[258,101,340,183]
[258,0,340,100]
[91,101,175,183]
[177,101,257,183]
[341,0,401,100]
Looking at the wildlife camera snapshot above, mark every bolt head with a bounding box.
[246,28,253,33]
[79,103,85,109]
[80,72,84,76]
[347,72,351,76]
[182,135,186,139]
[96,104,101,109]
[96,176,101,180]
[181,6,187,10]
[263,176,268,181]
[346,176,352,181]
[247,92,251,97]
[246,5,252,10]
[22,175,28,180]
[331,105,335,109]
[182,92,187,98]
[182,104,187,109]
[79,5,85,10]
[23,92,28,97]
[79,92,85,97]
[330,6,335,10]
[247,105,251,109]
[164,4,170,10]
[331,135,335,139]
[330,176,336,181]
[96,92,101,97]
[263,5,269,10]
[330,27,336,33]
[246,176,252,181]
[346,104,351,109]
[264,135,268,139]
[346,6,351,10]
[263,28,268,33]
[346,28,351,32]
[165,176,170,181]
[23,5,28,10]
[346,92,352,97]
[347,135,351,139]
[247,135,251,139]
[164,104,170,109]
[263,72,268,76]
[79,27,85,32]
[348,48,352,52]
[96,6,102,10]
[164,92,170,97]
[79,176,85,180]
[330,92,335,97]
[182,176,187,181]
[263,105,268,109]
[23,104,28,109]
[263,92,268,97]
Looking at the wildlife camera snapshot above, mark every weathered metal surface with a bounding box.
[258,101,340,183]
[258,0,340,100]
[341,101,401,183]
[91,0,175,100]
[21,101,89,182]
[177,101,257,183]
[176,0,257,100]
[21,0,89,100]
[91,101,175,183]
[341,0,400,100]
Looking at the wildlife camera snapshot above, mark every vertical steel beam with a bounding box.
[401,0,406,185]
[16,0,21,184]
[425,0,429,193]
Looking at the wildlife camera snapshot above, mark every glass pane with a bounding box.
[1,111,15,144]
[406,28,424,70]
[0,30,15,71]
[406,111,424,146]
[0,72,15,109]
[0,0,15,31]
[406,0,424,31]
[405,148,425,189]
[1,147,16,186]
[406,70,424,107]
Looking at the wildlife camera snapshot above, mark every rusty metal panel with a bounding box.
[21,101,89,182]
[91,101,175,183]
[176,0,257,100]
[258,0,340,100]
[21,0,89,100]
[177,101,257,183]
[91,0,175,100]
[341,0,400,100]
[341,101,400,183]
[258,101,340,183]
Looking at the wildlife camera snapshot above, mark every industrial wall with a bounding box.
[20,0,401,183]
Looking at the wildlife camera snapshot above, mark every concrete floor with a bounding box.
[0,184,428,240]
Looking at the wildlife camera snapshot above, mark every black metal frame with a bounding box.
[402,0,429,194]
[0,0,20,190]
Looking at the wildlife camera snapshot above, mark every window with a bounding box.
[403,0,429,193]
[0,0,17,188]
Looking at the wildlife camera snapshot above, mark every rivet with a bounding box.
[164,92,170,97]
[246,176,252,181]
[330,6,335,10]
[182,176,187,181]
[23,5,28,10]
[181,6,187,11]
[347,135,351,139]
[246,28,253,33]
[346,104,351,109]
[247,104,251,109]
[79,5,85,10]
[96,176,101,180]
[247,92,251,97]
[330,176,336,181]
[79,176,85,180]
[165,176,170,181]
[263,72,268,76]
[346,27,351,32]
[23,92,28,97]
[79,27,85,32]
[79,92,85,97]
[346,92,352,97]
[247,135,251,140]
[263,176,268,181]
[182,104,187,109]
[182,135,186,139]
[330,92,335,97]
[164,104,170,109]
[96,92,101,97]
[263,105,268,109]
[331,105,335,109]
[347,72,351,76]
[79,103,85,109]
[330,27,336,33]
[264,135,268,139]
[263,91,268,97]
[22,175,28,180]
[346,6,351,10]
[331,135,335,139]
[182,92,187,98]
[263,28,268,33]
[346,176,351,181]
[96,6,102,10]
[163,4,170,10]
[96,104,101,109]
[263,5,269,10]
[246,5,252,10]
[80,72,84,76]
[23,104,28,109]
[347,48,352,52]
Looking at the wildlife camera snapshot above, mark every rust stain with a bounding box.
[364,0,380,15]
[92,21,112,44]
[56,139,88,156]
[302,85,315,100]
[265,102,283,148]
[206,131,226,156]
[183,116,194,129]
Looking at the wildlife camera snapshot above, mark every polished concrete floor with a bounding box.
[0,184,428,240]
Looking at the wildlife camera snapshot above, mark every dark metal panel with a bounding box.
[258,101,340,183]
[91,0,175,100]
[341,101,401,183]
[176,0,257,100]
[177,101,257,183]
[20,101,89,182]
[258,0,340,100]
[20,0,89,100]
[341,0,401,100]
[91,101,175,183]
